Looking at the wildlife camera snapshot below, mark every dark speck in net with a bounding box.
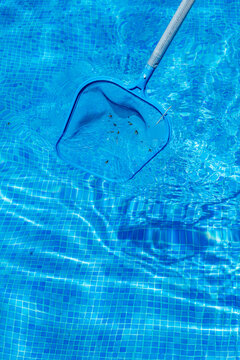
[105,160,109,164]
[113,123,117,126]
[128,121,133,125]
[135,130,138,135]
[109,114,112,118]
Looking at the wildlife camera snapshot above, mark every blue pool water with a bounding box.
[0,0,239,359]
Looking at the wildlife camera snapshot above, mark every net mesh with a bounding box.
[57,80,169,181]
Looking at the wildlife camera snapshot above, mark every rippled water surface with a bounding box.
[0,0,240,359]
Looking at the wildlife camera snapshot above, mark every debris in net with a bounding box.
[156,105,172,124]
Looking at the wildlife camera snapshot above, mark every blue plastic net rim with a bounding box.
[56,76,172,182]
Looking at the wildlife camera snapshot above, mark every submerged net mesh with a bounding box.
[56,80,170,181]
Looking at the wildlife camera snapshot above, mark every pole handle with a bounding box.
[148,0,195,69]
